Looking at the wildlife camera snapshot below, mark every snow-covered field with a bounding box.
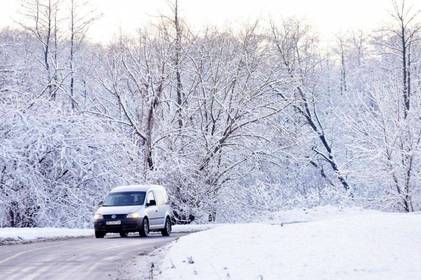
[261,205,379,224]
[149,209,421,280]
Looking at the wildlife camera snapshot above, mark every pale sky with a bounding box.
[0,0,411,44]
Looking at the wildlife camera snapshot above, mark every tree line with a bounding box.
[0,0,420,227]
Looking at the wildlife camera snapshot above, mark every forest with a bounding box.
[0,0,420,227]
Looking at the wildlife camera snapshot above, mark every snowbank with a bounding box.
[0,228,92,245]
[0,224,216,245]
[155,212,421,280]
[172,224,219,233]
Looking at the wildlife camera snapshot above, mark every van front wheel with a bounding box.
[139,217,149,237]
[161,217,172,236]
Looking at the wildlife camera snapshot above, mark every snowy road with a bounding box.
[0,233,183,280]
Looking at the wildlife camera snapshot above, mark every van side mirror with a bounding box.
[98,201,103,206]
[147,200,156,207]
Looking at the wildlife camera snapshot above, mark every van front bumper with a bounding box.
[94,217,142,233]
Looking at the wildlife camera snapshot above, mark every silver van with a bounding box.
[93,184,172,238]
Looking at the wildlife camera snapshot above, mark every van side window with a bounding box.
[162,191,168,204]
[147,191,155,204]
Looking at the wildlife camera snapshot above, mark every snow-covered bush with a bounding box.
[0,104,141,227]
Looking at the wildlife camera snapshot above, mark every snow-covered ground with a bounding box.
[147,209,421,280]
[0,227,93,244]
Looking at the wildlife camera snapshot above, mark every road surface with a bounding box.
[0,233,183,280]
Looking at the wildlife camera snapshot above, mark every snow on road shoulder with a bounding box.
[172,224,219,233]
[0,228,92,245]
[155,212,421,280]
[0,224,217,246]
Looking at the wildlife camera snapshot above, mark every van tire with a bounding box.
[139,217,149,237]
[161,217,172,236]
[120,232,128,238]
[95,231,105,238]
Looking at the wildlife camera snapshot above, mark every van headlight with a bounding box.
[127,212,140,219]
[94,213,103,220]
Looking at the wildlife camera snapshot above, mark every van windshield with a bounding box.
[103,191,146,207]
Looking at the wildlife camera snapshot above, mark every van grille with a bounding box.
[103,214,127,220]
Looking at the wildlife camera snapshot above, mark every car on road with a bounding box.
[93,184,172,238]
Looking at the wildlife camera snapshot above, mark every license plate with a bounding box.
[106,220,121,225]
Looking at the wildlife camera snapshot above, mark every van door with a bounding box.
[145,191,160,228]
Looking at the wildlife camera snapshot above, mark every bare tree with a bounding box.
[270,19,352,194]
[371,0,421,211]
[173,0,184,129]
[20,0,60,97]
[388,0,421,118]
[68,0,99,110]
[335,35,348,94]
[174,25,287,220]
[94,31,169,173]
